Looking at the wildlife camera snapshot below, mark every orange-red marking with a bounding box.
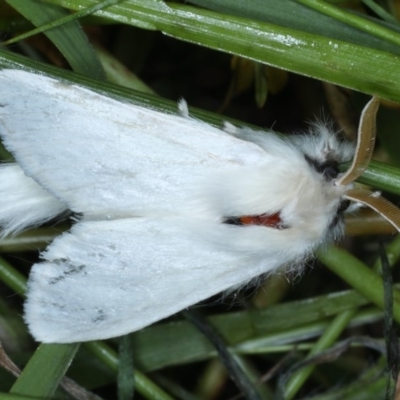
[239,213,282,228]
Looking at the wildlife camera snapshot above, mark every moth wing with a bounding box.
[25,217,310,343]
[0,164,68,236]
[0,69,268,217]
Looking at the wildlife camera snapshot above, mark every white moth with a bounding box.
[0,69,399,343]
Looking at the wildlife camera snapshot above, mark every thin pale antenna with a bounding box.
[337,96,380,186]
[345,188,400,232]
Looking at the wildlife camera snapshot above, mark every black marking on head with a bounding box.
[337,199,351,214]
[329,199,351,230]
[304,154,340,181]
[49,264,86,285]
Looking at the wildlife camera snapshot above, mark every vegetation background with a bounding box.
[1,0,400,399]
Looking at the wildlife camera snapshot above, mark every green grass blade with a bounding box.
[37,0,400,101]
[0,257,26,295]
[189,0,400,52]
[10,343,79,397]
[298,0,400,47]
[4,0,122,45]
[85,341,174,400]
[359,160,400,196]
[6,0,104,78]
[318,246,400,323]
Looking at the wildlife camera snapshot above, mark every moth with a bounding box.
[0,69,398,343]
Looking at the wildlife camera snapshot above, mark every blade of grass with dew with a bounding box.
[188,0,400,53]
[40,0,400,101]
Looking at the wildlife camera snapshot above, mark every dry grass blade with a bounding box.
[344,188,400,231]
[0,340,21,378]
[337,96,379,186]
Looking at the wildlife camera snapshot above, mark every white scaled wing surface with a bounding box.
[0,70,340,343]
[0,69,269,219]
[25,217,310,342]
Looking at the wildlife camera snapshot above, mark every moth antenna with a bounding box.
[337,96,380,186]
[344,188,400,232]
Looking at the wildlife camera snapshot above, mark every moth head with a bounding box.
[288,117,355,188]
